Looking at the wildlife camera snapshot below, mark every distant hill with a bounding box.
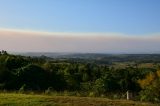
[11,52,160,63]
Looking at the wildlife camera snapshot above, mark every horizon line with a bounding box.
[0,27,160,38]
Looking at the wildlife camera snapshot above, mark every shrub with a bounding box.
[19,84,26,93]
[45,87,54,95]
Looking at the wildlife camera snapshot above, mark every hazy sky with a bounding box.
[0,0,160,53]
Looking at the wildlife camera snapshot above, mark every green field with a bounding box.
[0,93,158,106]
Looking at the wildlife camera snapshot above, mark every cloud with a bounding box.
[0,28,160,53]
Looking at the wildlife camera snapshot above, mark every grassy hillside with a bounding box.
[0,93,158,106]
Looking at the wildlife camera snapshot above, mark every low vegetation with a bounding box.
[0,93,158,106]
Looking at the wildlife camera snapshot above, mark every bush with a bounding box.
[19,84,26,93]
[45,87,54,95]
[89,92,96,97]
[138,73,160,103]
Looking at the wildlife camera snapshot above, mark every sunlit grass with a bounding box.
[0,93,159,106]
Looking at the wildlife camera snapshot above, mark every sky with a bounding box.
[0,0,160,53]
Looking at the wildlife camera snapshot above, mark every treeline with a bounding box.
[0,51,160,102]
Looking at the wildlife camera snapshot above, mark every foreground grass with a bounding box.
[0,93,159,106]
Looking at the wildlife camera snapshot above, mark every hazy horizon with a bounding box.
[0,0,160,53]
[0,28,160,54]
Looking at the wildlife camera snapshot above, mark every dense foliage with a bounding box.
[0,51,160,102]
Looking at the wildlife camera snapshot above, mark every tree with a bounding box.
[138,70,160,102]
[1,50,8,55]
[16,64,50,90]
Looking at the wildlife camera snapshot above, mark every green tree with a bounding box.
[16,64,50,90]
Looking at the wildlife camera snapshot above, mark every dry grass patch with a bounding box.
[0,93,159,106]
